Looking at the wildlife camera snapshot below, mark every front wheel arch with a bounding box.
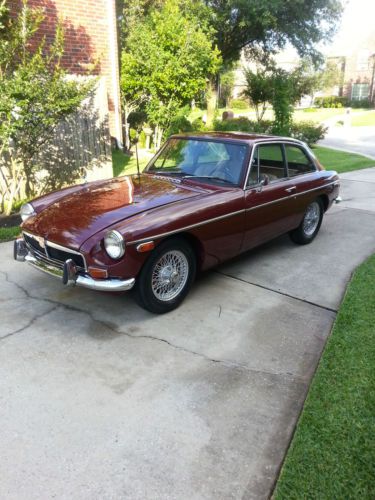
[134,236,197,313]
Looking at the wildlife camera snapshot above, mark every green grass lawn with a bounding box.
[274,253,375,499]
[112,149,151,177]
[313,146,375,174]
[350,111,375,127]
[0,226,20,242]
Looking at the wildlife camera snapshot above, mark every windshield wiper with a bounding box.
[150,170,182,175]
[182,175,234,185]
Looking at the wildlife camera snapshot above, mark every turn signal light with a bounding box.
[136,241,155,253]
[88,267,108,279]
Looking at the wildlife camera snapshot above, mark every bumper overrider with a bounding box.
[14,237,135,292]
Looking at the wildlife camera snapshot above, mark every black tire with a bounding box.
[290,198,324,245]
[135,238,196,314]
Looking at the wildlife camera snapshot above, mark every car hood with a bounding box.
[22,174,206,249]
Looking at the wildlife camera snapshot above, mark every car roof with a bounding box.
[171,131,305,146]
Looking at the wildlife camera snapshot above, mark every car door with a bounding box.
[284,143,321,219]
[241,142,300,252]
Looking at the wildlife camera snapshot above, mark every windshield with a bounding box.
[146,138,248,185]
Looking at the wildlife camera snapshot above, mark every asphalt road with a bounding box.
[1,169,375,500]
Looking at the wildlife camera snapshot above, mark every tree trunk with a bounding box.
[206,75,219,127]
[124,106,131,151]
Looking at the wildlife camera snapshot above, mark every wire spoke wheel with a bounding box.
[151,250,189,302]
[303,201,321,236]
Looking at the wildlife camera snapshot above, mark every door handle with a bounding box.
[285,186,297,193]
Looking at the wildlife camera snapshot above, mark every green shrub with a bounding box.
[229,98,249,109]
[165,115,194,137]
[350,99,372,109]
[138,130,147,148]
[213,117,253,132]
[191,117,208,132]
[289,121,327,146]
[213,117,326,146]
[314,96,350,108]
[128,110,147,130]
[213,117,274,134]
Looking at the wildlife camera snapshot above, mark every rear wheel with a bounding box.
[290,198,324,245]
[135,238,196,314]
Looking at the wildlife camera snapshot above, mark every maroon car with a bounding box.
[14,132,340,313]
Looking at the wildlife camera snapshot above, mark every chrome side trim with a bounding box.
[128,209,246,246]
[127,181,337,245]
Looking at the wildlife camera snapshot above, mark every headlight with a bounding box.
[104,230,125,259]
[20,203,36,222]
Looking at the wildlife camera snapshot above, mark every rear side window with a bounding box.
[247,144,286,185]
[285,145,316,177]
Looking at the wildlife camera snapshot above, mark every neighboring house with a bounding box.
[9,0,123,148]
[327,36,375,103]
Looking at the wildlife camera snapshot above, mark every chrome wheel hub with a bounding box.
[151,250,189,301]
[303,202,320,236]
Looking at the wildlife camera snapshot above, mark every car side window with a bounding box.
[247,144,286,186]
[285,145,316,177]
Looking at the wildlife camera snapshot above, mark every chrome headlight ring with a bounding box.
[104,230,125,259]
[20,203,36,222]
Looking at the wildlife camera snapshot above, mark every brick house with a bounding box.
[9,0,123,147]
[326,33,375,104]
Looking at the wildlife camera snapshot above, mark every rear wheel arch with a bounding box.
[318,194,329,212]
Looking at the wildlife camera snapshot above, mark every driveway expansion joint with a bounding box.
[0,271,304,382]
[215,270,338,313]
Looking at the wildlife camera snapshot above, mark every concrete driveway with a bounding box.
[1,169,375,500]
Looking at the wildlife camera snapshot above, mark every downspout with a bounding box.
[107,0,123,149]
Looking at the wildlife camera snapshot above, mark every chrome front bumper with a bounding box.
[14,238,135,292]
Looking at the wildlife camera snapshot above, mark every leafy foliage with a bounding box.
[314,96,350,108]
[289,121,327,146]
[204,0,343,65]
[120,0,221,149]
[242,68,274,121]
[213,117,326,145]
[0,0,93,213]
[219,68,235,107]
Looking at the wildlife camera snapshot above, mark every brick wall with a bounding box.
[9,0,122,145]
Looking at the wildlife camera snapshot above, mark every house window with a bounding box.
[356,50,370,71]
[351,83,369,101]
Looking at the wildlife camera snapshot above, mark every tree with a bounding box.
[241,68,273,122]
[0,0,93,214]
[206,0,343,64]
[120,0,220,149]
[241,62,319,133]
[219,67,235,108]
[316,59,344,93]
[203,0,343,118]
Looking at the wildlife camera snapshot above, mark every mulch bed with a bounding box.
[0,213,21,228]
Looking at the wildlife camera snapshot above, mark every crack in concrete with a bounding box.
[0,305,59,341]
[215,270,338,313]
[0,270,304,381]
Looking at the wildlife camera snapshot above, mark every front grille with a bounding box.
[47,246,85,269]
[24,233,45,254]
[23,232,86,270]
